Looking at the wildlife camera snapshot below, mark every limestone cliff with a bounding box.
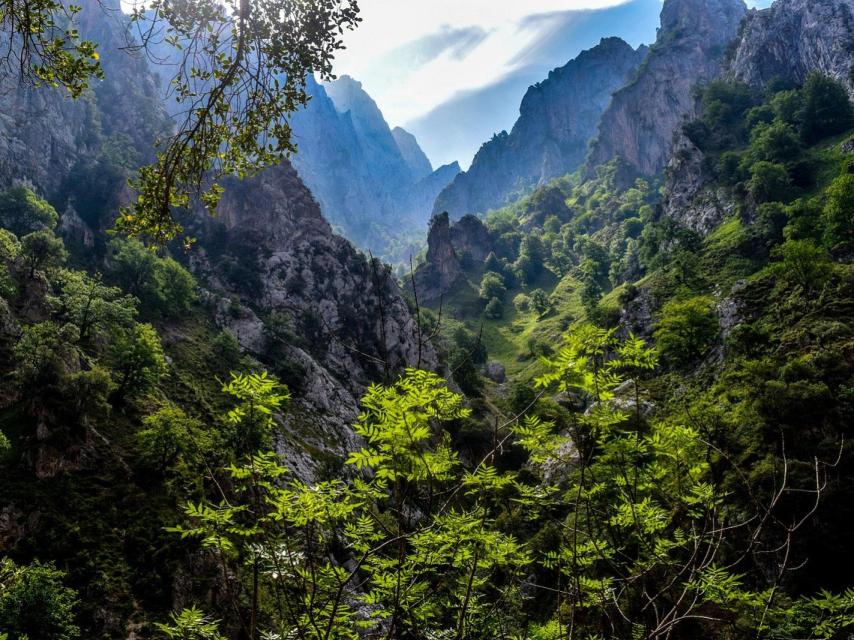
[290,77,459,261]
[433,38,647,219]
[586,0,747,176]
[728,0,854,98]
[663,0,854,233]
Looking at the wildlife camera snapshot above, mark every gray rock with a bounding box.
[434,37,647,218]
[727,0,854,99]
[587,0,747,177]
[485,361,506,384]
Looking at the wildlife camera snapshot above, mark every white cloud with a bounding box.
[331,0,634,126]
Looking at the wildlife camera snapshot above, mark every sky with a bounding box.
[329,0,775,169]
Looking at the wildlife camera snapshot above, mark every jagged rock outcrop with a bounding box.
[0,0,437,471]
[411,212,495,302]
[728,0,854,98]
[434,38,647,219]
[0,0,169,198]
[449,215,493,263]
[289,77,459,260]
[586,0,747,176]
[412,213,464,302]
[661,135,738,234]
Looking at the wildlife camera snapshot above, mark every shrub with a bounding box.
[771,239,833,291]
[653,296,718,364]
[0,186,58,236]
[0,559,79,640]
[800,72,854,144]
[484,296,503,319]
[822,174,854,255]
[479,271,506,302]
[748,161,791,203]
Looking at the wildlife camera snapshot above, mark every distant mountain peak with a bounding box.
[432,36,647,219]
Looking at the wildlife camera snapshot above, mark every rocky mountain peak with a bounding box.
[432,36,647,219]
[392,127,433,180]
[586,0,747,176]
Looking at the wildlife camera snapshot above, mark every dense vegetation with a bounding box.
[1,6,854,634]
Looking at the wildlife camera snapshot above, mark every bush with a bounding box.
[0,186,58,236]
[0,559,79,640]
[484,296,503,319]
[822,173,854,255]
[749,121,802,164]
[479,271,506,302]
[19,229,67,278]
[748,161,791,203]
[771,239,833,291]
[513,293,531,313]
[653,296,718,364]
[800,72,854,144]
[530,289,551,317]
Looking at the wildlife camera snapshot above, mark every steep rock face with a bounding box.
[412,213,464,302]
[586,0,747,176]
[412,213,495,302]
[663,0,854,233]
[0,0,169,197]
[324,76,416,194]
[392,127,433,180]
[191,164,437,466]
[0,0,436,470]
[661,135,738,233]
[450,215,493,263]
[728,0,854,98]
[290,77,459,259]
[434,38,647,219]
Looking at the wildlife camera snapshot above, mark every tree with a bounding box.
[748,161,791,203]
[513,293,531,313]
[478,271,506,302]
[19,229,67,278]
[0,229,20,298]
[822,173,854,255]
[0,559,80,640]
[530,288,551,317]
[653,296,718,364]
[483,251,502,274]
[0,186,59,236]
[515,235,545,284]
[110,323,168,397]
[749,121,802,165]
[137,405,207,474]
[155,257,197,316]
[771,239,833,291]
[12,321,78,387]
[484,296,503,319]
[51,269,137,344]
[800,72,854,144]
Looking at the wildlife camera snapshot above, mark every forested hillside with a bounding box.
[1,0,854,638]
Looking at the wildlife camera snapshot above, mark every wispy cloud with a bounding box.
[331,0,636,126]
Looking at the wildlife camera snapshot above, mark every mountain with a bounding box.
[289,76,459,262]
[403,0,664,170]
[664,0,854,233]
[392,126,433,180]
[433,37,647,219]
[727,0,854,97]
[0,4,437,633]
[586,0,748,176]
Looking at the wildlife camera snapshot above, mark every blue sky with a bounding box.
[331,0,775,169]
